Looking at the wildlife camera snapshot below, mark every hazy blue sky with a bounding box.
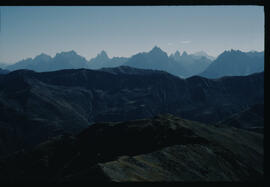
[0,6,264,64]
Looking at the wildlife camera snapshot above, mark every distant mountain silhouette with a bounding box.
[0,63,8,69]
[3,48,264,79]
[169,50,212,77]
[5,50,128,73]
[88,50,128,69]
[52,51,88,70]
[125,46,190,78]
[191,51,216,61]
[200,50,264,78]
[6,51,88,72]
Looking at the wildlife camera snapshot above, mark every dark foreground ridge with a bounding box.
[0,67,264,156]
[0,114,263,182]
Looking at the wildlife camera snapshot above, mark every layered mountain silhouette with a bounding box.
[191,51,216,61]
[200,50,264,78]
[3,48,264,79]
[87,50,128,69]
[169,50,212,76]
[0,114,263,182]
[6,51,88,72]
[0,63,8,69]
[124,46,190,77]
[3,47,215,78]
[0,67,264,157]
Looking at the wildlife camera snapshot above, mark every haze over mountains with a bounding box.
[2,47,263,79]
[169,50,212,76]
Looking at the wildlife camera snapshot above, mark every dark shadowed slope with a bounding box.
[0,114,263,182]
[0,67,264,125]
[0,69,9,75]
[0,67,264,157]
[217,103,264,133]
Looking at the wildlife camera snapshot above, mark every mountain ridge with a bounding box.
[2,48,263,79]
[0,114,263,182]
[0,67,264,157]
[200,49,264,78]
[3,47,216,77]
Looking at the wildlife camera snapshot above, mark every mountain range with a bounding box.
[0,47,264,182]
[169,50,212,76]
[2,47,263,79]
[200,50,264,78]
[0,47,211,78]
[0,67,264,157]
[6,51,88,72]
[88,50,129,69]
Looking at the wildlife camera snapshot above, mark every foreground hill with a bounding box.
[0,114,263,182]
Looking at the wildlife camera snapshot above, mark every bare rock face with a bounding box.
[0,115,263,182]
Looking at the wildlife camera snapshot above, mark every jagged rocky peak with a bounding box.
[216,49,245,59]
[182,51,188,57]
[55,50,78,57]
[149,46,168,57]
[34,53,52,61]
[174,50,181,57]
[96,50,109,59]
[150,46,164,53]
